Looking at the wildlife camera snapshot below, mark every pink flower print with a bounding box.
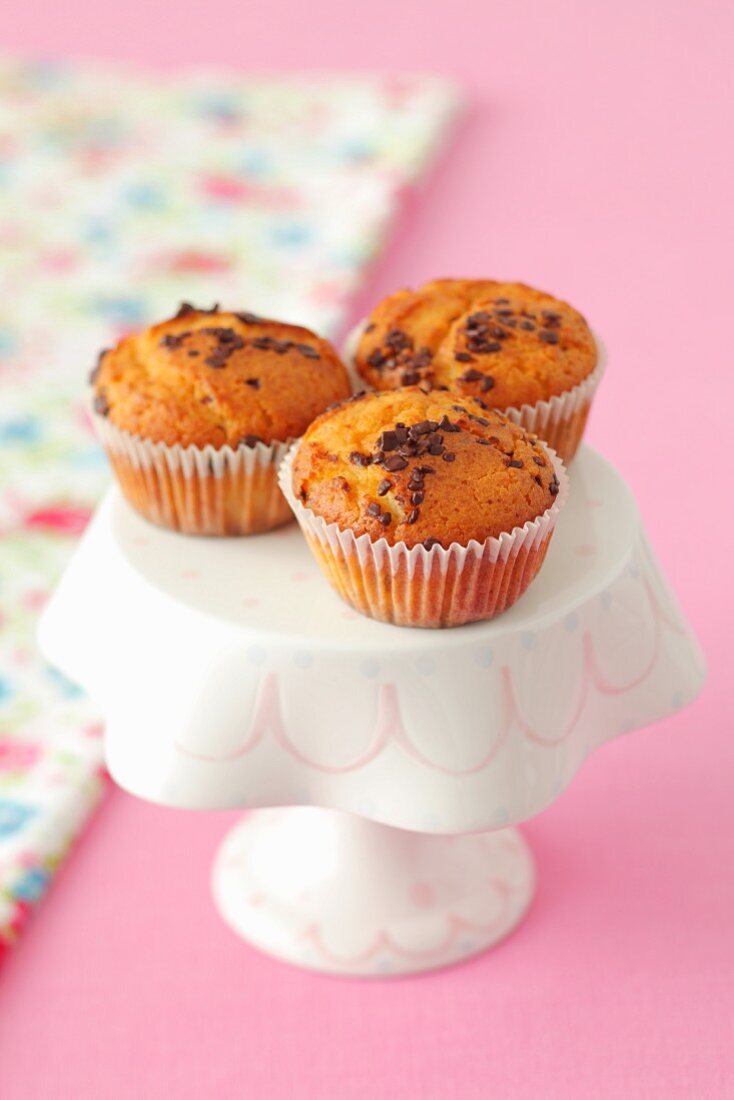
[24,505,92,535]
[0,739,40,773]
[8,897,33,940]
[162,249,232,275]
[199,175,251,203]
[199,175,300,211]
[22,588,48,611]
[39,249,78,274]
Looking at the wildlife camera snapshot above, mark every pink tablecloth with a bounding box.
[1,2,732,1098]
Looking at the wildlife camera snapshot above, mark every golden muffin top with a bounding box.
[290,388,560,550]
[354,279,597,409]
[90,304,351,448]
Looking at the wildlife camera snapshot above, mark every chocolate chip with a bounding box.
[533,455,546,466]
[245,378,260,388]
[442,452,456,462]
[411,420,438,436]
[252,336,279,351]
[539,330,559,345]
[411,491,424,505]
[542,311,561,327]
[377,479,392,496]
[295,343,320,359]
[379,512,392,526]
[550,481,560,495]
[366,502,382,517]
[507,459,523,468]
[174,302,196,318]
[377,430,399,452]
[350,451,373,467]
[238,434,262,448]
[188,350,200,358]
[235,311,262,324]
[423,538,440,550]
[520,320,535,331]
[401,370,420,385]
[460,369,484,383]
[160,332,187,350]
[367,349,386,369]
[93,393,109,416]
[455,352,474,363]
[385,328,412,352]
[407,509,420,524]
[438,415,460,433]
[89,348,109,385]
[383,455,408,472]
[205,326,240,345]
[480,376,495,391]
[205,355,227,368]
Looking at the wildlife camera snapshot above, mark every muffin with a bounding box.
[351,279,603,462]
[279,388,568,627]
[90,304,351,535]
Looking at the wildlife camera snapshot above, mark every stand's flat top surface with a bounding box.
[106,445,638,648]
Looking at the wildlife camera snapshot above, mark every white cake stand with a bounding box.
[39,447,705,976]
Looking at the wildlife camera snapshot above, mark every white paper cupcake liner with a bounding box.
[93,411,293,536]
[343,320,606,463]
[278,442,569,628]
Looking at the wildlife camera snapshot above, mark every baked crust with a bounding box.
[91,304,351,448]
[291,388,558,550]
[355,279,596,409]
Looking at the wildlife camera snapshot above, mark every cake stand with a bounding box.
[38,447,705,976]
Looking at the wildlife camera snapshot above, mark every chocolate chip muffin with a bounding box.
[90,304,351,535]
[352,279,603,462]
[280,388,567,627]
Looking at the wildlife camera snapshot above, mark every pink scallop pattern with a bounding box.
[175,550,695,774]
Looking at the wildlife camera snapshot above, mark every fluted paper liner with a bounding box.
[278,442,569,628]
[93,412,293,535]
[343,322,606,464]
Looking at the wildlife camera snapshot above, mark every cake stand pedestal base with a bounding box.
[212,808,534,976]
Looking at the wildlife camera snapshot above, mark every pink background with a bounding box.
[1,2,732,1098]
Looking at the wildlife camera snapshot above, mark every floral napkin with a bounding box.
[0,57,460,957]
